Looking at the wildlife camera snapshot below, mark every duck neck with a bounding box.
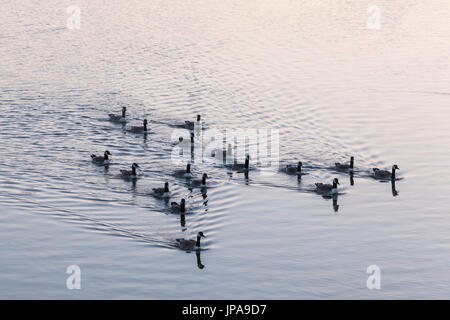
[297,164,302,173]
[164,184,169,193]
[104,152,109,160]
[196,235,201,247]
[201,176,206,185]
[332,181,338,189]
[245,157,249,169]
[143,122,147,131]
[391,168,396,179]
[122,109,126,117]
[350,158,354,169]
[180,202,185,213]
[132,166,136,175]
[186,164,191,173]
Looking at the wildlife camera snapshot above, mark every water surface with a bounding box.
[0,0,450,299]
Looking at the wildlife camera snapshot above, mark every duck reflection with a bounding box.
[349,172,354,186]
[196,249,205,269]
[180,213,186,230]
[321,194,339,212]
[332,194,339,212]
[391,179,399,197]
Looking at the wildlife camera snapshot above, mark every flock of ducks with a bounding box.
[96,107,401,250]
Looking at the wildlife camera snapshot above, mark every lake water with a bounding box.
[0,0,449,299]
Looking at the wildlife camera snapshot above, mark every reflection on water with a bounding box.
[0,0,449,299]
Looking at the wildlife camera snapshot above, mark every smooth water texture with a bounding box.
[0,0,449,299]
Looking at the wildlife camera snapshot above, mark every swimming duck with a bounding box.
[315,178,339,195]
[127,119,148,134]
[228,154,250,171]
[189,173,208,188]
[170,198,186,213]
[174,163,192,178]
[183,115,202,130]
[108,107,127,123]
[211,144,233,163]
[177,132,195,148]
[176,231,205,251]
[372,164,400,180]
[335,156,354,172]
[120,163,139,179]
[152,182,170,198]
[281,161,303,175]
[90,150,111,165]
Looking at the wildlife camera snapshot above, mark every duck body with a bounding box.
[315,178,339,195]
[372,164,399,180]
[180,115,202,130]
[91,150,111,165]
[335,156,354,172]
[170,199,186,213]
[211,144,233,163]
[109,107,127,123]
[174,163,192,178]
[152,182,170,198]
[281,161,303,175]
[189,173,208,188]
[120,163,139,179]
[176,232,205,251]
[227,155,250,171]
[127,119,148,134]
[177,134,194,149]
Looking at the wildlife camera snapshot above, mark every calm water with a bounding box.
[1,0,449,299]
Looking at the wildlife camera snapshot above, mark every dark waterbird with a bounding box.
[189,173,208,188]
[152,182,170,198]
[108,106,127,123]
[127,119,148,133]
[315,178,340,195]
[120,163,139,179]
[171,198,186,213]
[174,163,192,178]
[183,114,202,130]
[281,161,303,175]
[90,150,111,165]
[176,232,205,251]
[228,154,250,171]
[372,164,400,180]
[335,156,354,172]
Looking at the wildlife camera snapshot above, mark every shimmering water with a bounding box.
[0,0,449,299]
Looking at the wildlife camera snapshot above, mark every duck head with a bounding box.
[391,164,400,179]
[131,163,139,175]
[196,231,205,247]
[332,178,340,188]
